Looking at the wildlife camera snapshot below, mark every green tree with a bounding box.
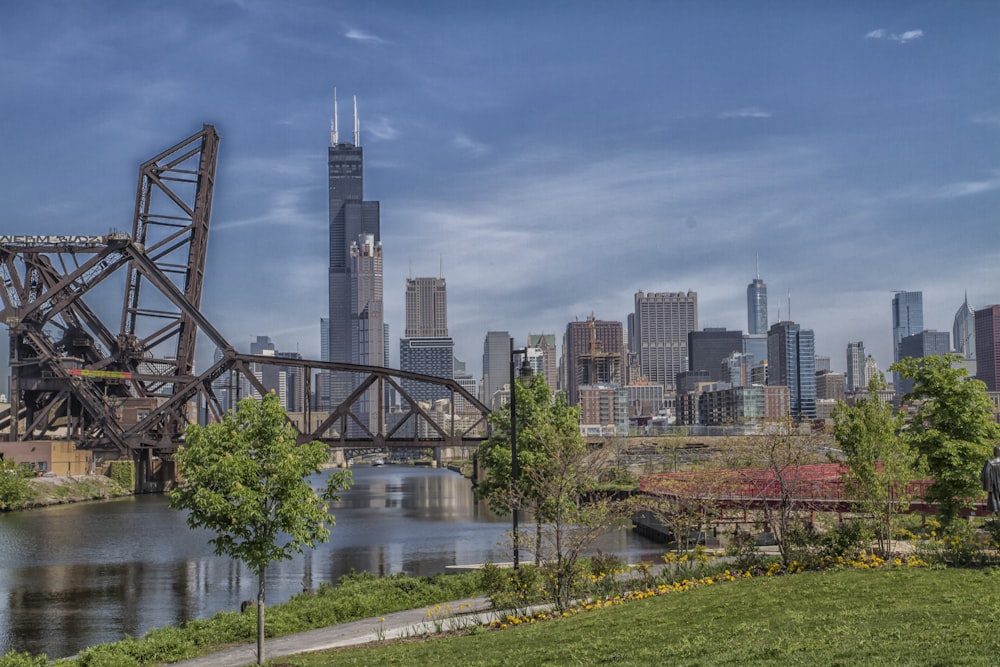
[169,393,352,665]
[477,374,591,566]
[0,457,32,510]
[832,373,916,556]
[892,354,1000,528]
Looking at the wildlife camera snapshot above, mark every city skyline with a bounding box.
[2,3,999,382]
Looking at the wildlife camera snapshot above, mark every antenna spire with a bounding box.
[331,88,339,146]
[353,95,360,146]
[755,252,760,280]
[787,289,792,322]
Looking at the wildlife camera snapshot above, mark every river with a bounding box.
[0,465,662,658]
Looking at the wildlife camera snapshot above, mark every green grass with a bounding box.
[275,567,1000,666]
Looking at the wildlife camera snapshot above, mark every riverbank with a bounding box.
[14,474,132,510]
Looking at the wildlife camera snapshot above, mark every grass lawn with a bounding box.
[274,567,1000,666]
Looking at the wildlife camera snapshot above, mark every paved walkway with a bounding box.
[168,595,548,667]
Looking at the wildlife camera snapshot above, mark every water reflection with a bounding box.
[0,466,662,657]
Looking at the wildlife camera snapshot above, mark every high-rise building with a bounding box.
[954,291,976,359]
[399,338,454,402]
[898,330,951,396]
[747,263,768,335]
[328,92,381,407]
[527,334,558,393]
[863,355,880,388]
[743,333,768,365]
[767,321,817,421]
[814,356,831,374]
[815,371,845,401]
[399,275,453,403]
[891,291,923,391]
[688,328,743,384]
[975,305,1000,391]
[846,341,866,392]
[720,351,753,387]
[631,291,698,395]
[562,317,624,407]
[405,276,448,338]
[350,233,384,432]
[482,331,511,408]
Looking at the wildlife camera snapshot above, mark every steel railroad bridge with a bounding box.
[0,126,490,487]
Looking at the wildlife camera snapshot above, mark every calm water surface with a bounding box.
[0,466,661,657]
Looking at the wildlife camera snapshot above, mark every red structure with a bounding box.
[640,465,974,515]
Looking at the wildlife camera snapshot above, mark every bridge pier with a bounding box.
[328,448,347,468]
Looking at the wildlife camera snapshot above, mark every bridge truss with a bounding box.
[0,125,489,469]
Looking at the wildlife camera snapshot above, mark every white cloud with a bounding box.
[972,111,1000,127]
[933,172,1000,199]
[344,27,386,44]
[717,107,772,120]
[865,28,924,43]
[365,116,399,142]
[452,133,490,157]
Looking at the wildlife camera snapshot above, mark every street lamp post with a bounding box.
[509,341,532,570]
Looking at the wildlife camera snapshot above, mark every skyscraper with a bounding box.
[846,341,866,392]
[688,328,743,383]
[767,321,817,421]
[631,291,698,395]
[400,275,454,403]
[350,233,384,432]
[975,305,1000,392]
[747,261,768,335]
[527,333,558,393]
[405,276,448,338]
[898,330,950,396]
[953,291,976,359]
[328,92,380,406]
[891,291,923,391]
[482,331,511,409]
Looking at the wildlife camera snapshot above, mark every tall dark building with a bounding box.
[897,330,950,396]
[975,305,1000,391]
[688,328,744,384]
[767,321,817,421]
[328,92,380,406]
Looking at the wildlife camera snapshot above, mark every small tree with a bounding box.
[892,354,1000,528]
[720,423,826,564]
[169,393,352,665]
[521,418,624,609]
[477,374,580,565]
[0,457,32,510]
[832,373,915,557]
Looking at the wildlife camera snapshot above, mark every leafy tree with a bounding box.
[891,354,1000,527]
[832,373,916,556]
[0,457,32,510]
[477,374,572,563]
[169,393,352,664]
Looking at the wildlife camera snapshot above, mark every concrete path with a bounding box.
[167,595,548,667]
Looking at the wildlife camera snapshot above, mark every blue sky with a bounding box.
[2,1,998,380]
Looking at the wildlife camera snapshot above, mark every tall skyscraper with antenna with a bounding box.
[328,90,382,409]
[746,257,767,335]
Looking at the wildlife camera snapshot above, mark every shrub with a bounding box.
[0,652,49,667]
[108,461,135,492]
